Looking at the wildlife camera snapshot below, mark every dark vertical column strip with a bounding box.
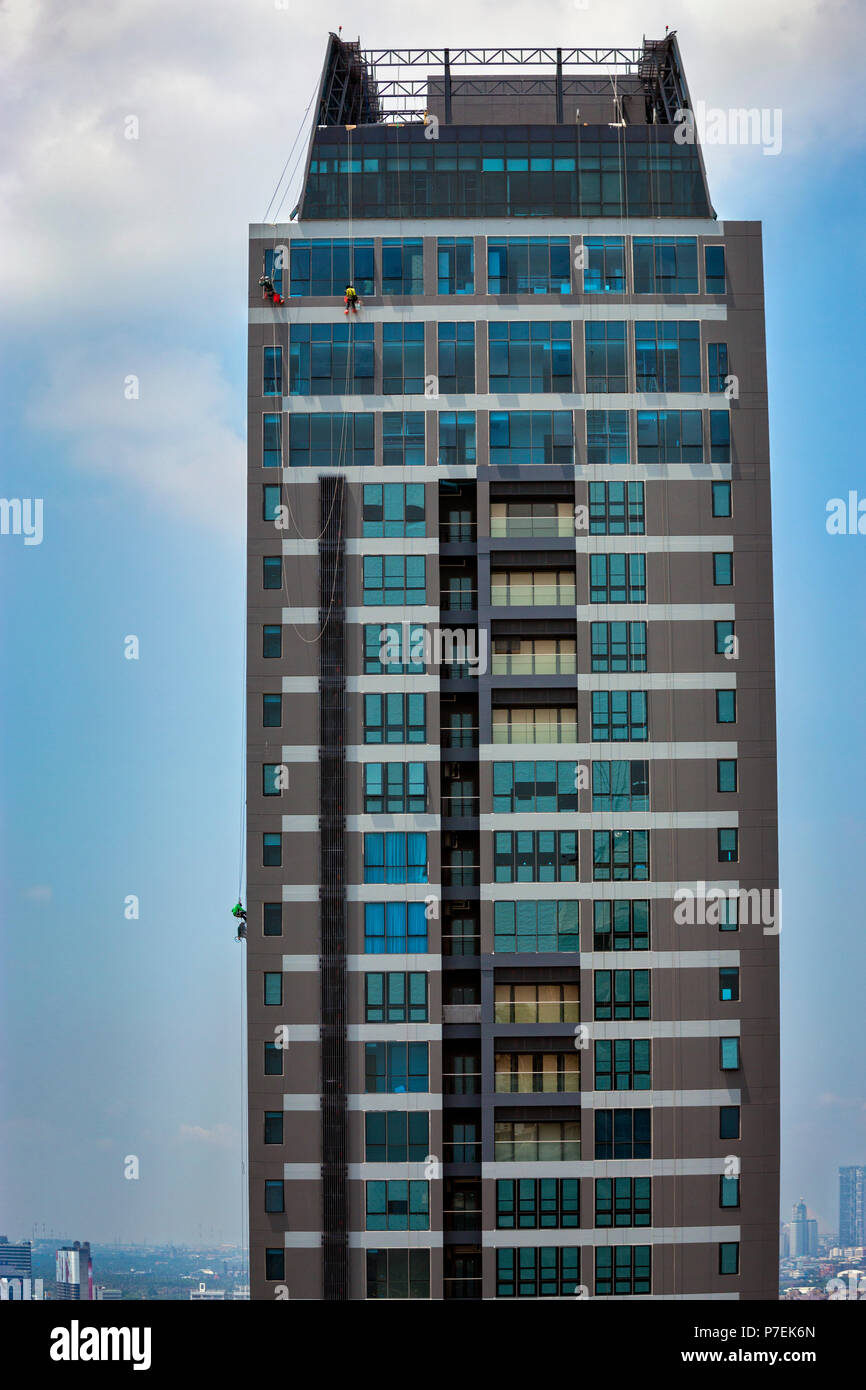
[319,474,348,1299]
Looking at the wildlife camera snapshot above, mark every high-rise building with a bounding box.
[55,1241,93,1300]
[246,32,780,1300]
[839,1166,866,1248]
[0,1237,32,1282]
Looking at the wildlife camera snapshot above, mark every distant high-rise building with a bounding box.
[779,1224,790,1259]
[0,1237,32,1282]
[55,1241,93,1300]
[789,1201,818,1257]
[246,29,780,1300]
[94,1287,122,1300]
[839,1166,866,1248]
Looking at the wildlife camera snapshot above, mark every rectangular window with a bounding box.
[637,409,703,463]
[365,972,428,1023]
[362,483,425,539]
[495,1246,581,1298]
[263,346,282,395]
[719,1241,740,1276]
[720,1037,741,1070]
[265,1249,285,1281]
[493,831,578,883]
[720,896,739,932]
[364,902,428,953]
[595,1245,651,1296]
[437,322,475,392]
[705,245,726,294]
[362,555,426,606]
[264,1179,284,1213]
[591,622,647,673]
[262,764,284,796]
[364,624,426,675]
[720,1105,740,1140]
[592,900,650,951]
[262,832,281,867]
[713,552,733,586]
[365,1180,430,1231]
[488,321,572,392]
[262,413,282,467]
[492,761,579,814]
[719,967,740,1002]
[592,830,649,881]
[382,322,425,394]
[588,481,644,535]
[288,322,374,395]
[718,828,739,863]
[584,321,627,391]
[439,411,477,466]
[437,237,474,294]
[591,691,648,742]
[363,832,428,884]
[634,321,700,392]
[263,1042,283,1076]
[633,237,698,294]
[594,1109,651,1160]
[366,1248,430,1300]
[591,760,649,811]
[365,1111,429,1162]
[715,689,736,723]
[363,692,426,743]
[263,972,282,1006]
[382,411,425,467]
[708,342,729,393]
[288,411,374,468]
[586,410,629,465]
[496,1178,579,1230]
[262,556,282,590]
[364,762,427,814]
[264,1111,283,1144]
[710,410,731,462]
[594,969,650,1021]
[594,1038,651,1091]
[589,553,646,603]
[289,238,374,297]
[714,620,735,655]
[263,902,282,936]
[583,236,625,293]
[364,1041,429,1093]
[717,758,737,792]
[489,410,574,466]
[487,237,571,294]
[263,246,283,297]
[382,238,423,295]
[712,480,732,517]
[493,899,580,953]
[595,1177,651,1228]
[262,694,282,729]
[263,485,281,522]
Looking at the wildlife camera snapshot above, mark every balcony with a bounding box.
[440,725,479,749]
[491,651,577,676]
[442,1004,482,1025]
[491,582,576,608]
[491,720,578,745]
[440,588,477,612]
[490,516,574,540]
[443,1070,482,1094]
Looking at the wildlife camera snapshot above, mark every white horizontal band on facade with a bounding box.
[348,1094,442,1112]
[279,677,319,693]
[344,744,441,763]
[347,676,440,693]
[273,533,734,556]
[283,390,728,411]
[282,1164,322,1180]
[580,1090,741,1109]
[348,883,442,903]
[252,215,724,238]
[283,1232,322,1248]
[591,1020,740,1040]
[480,812,739,831]
[277,603,737,624]
[279,539,439,557]
[575,535,732,554]
[483,1226,740,1248]
[269,464,735,483]
[346,815,441,833]
[349,1233,444,1249]
[347,606,441,624]
[280,816,319,832]
[269,1020,737,1044]
[483,1157,738,1179]
[281,1095,320,1111]
[575,673,736,691]
[478,741,738,761]
[480,880,742,902]
[277,952,737,972]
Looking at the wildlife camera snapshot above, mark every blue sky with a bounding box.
[1,0,865,1244]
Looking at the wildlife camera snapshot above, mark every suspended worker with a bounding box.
[344,283,359,314]
[232,900,247,941]
[258,273,284,306]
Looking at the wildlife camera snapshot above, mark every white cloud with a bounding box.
[177,1123,236,1148]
